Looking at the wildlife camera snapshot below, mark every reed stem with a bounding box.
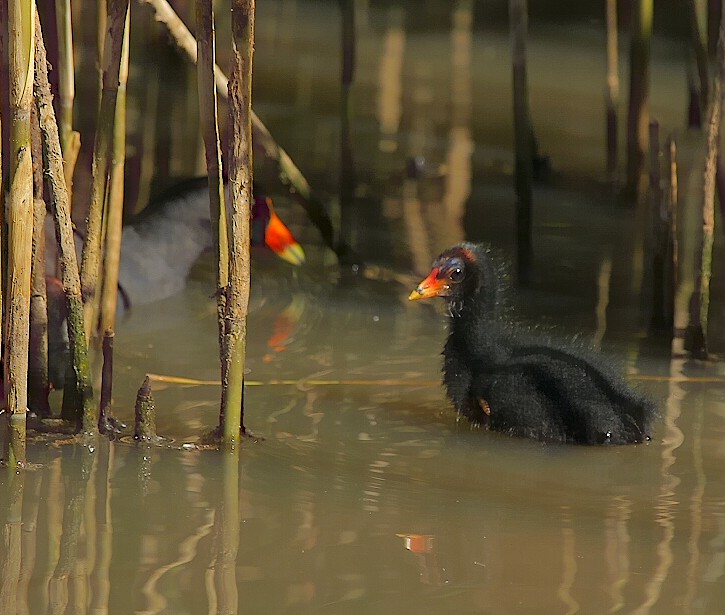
[55,0,80,193]
[223,0,256,445]
[99,329,114,434]
[100,9,130,334]
[33,9,95,433]
[4,0,35,467]
[80,0,129,341]
[196,0,231,429]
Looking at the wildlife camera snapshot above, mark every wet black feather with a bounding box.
[431,243,655,445]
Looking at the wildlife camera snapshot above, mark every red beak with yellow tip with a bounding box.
[409,268,448,300]
[264,198,306,266]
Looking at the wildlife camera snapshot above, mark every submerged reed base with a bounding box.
[133,376,160,444]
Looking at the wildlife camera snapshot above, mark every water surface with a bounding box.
[3,1,725,614]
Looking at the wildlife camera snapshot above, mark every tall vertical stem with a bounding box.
[196,0,230,429]
[34,9,95,432]
[80,0,129,341]
[100,9,130,334]
[224,0,256,444]
[55,0,80,193]
[4,0,35,467]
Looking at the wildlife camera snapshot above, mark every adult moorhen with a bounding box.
[109,178,304,306]
[409,243,655,445]
[41,179,305,387]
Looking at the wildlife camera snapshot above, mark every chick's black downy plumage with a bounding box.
[410,243,655,445]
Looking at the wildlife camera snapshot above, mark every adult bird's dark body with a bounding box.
[409,243,655,445]
[46,177,305,308]
[41,178,306,388]
[117,177,305,306]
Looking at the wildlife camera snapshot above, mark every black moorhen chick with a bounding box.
[409,243,655,445]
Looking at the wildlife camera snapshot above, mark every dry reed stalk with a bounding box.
[196,0,232,437]
[100,10,130,334]
[222,0,256,444]
[80,0,129,341]
[139,0,345,259]
[55,0,81,194]
[34,9,96,433]
[4,0,35,467]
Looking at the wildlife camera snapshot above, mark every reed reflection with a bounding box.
[0,373,720,615]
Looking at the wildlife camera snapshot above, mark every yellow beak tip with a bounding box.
[278,243,306,266]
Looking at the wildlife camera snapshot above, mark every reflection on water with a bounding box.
[3,276,725,614]
[4,0,725,613]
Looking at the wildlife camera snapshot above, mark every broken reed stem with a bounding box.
[605,0,619,180]
[29,197,51,417]
[134,375,157,442]
[195,0,231,423]
[223,0,256,445]
[686,17,725,359]
[509,0,533,285]
[33,9,96,433]
[100,10,130,334]
[624,0,653,201]
[139,0,345,260]
[4,0,35,468]
[80,0,129,341]
[99,329,114,434]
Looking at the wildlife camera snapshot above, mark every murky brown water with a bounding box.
[3,1,725,613]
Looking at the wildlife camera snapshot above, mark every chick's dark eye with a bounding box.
[448,267,464,282]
